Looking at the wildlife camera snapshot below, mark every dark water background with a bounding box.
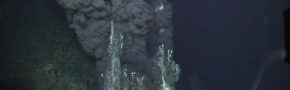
[0,0,290,90]
[173,0,290,90]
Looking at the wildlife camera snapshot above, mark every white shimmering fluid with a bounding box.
[157,44,180,90]
[156,2,164,12]
[157,44,170,90]
[105,21,123,90]
[104,21,149,90]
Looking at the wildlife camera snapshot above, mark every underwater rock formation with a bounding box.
[56,0,180,89]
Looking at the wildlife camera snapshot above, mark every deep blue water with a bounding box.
[172,0,290,90]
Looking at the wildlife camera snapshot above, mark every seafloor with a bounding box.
[0,0,99,89]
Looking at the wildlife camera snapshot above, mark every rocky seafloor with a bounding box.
[0,0,98,89]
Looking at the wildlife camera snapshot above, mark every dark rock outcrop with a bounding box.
[56,0,180,89]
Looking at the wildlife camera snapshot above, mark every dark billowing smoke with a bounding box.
[56,0,179,89]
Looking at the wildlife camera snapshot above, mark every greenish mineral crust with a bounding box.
[0,0,99,89]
